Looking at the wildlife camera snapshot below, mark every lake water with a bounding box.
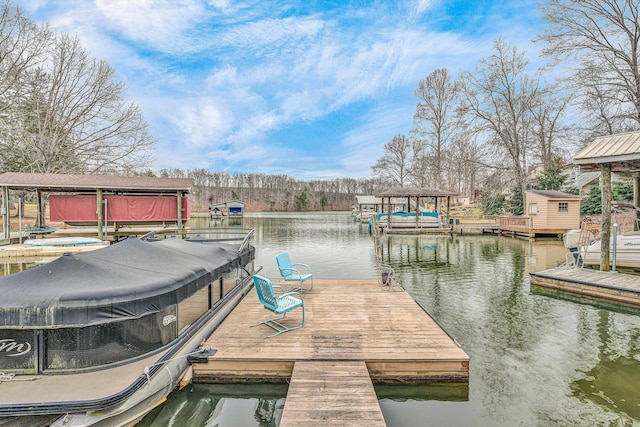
[5,212,640,426]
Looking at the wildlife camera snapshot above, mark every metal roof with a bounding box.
[376,187,458,198]
[574,131,640,172]
[355,195,382,204]
[0,172,192,193]
[527,190,582,200]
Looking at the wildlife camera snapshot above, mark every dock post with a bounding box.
[601,164,612,271]
[177,190,183,230]
[2,186,9,239]
[97,188,104,241]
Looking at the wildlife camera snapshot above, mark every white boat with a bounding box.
[373,211,441,228]
[0,228,256,427]
[23,237,104,246]
[581,231,640,270]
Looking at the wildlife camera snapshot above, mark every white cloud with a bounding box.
[339,102,416,178]
[17,0,545,179]
[93,0,208,52]
[172,98,233,147]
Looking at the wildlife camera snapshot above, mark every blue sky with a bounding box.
[20,0,542,180]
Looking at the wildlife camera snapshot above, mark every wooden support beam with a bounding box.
[2,186,9,239]
[177,190,183,230]
[634,174,640,232]
[601,163,612,272]
[35,190,43,228]
[97,188,104,241]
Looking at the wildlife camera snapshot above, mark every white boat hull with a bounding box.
[582,232,640,270]
[23,237,103,246]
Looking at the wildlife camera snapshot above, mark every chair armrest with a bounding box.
[292,263,313,273]
[272,285,285,294]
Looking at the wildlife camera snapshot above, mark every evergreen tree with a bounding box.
[508,186,524,215]
[294,192,308,211]
[581,185,602,216]
[479,191,506,216]
[534,157,567,191]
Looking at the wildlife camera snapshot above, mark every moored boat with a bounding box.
[0,228,256,426]
[372,211,441,228]
[23,237,104,246]
[581,231,640,270]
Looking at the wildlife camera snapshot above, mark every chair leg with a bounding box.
[251,306,305,338]
[301,277,313,291]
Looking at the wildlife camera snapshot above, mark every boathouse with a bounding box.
[573,130,640,270]
[498,190,581,238]
[375,187,457,233]
[209,200,244,217]
[0,172,192,241]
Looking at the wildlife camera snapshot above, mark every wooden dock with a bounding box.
[0,241,109,259]
[530,267,640,305]
[452,222,499,235]
[194,279,469,425]
[383,227,452,235]
[279,361,386,427]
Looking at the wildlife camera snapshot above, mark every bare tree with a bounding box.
[371,134,412,188]
[411,68,463,189]
[15,34,154,173]
[460,38,540,201]
[0,2,50,113]
[0,3,154,174]
[539,0,640,130]
[530,85,570,167]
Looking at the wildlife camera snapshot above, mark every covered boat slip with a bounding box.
[0,230,256,422]
[195,279,469,382]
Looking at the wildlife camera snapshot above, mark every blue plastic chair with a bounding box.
[251,274,305,338]
[275,252,314,292]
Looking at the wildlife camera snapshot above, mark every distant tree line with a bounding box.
[151,168,390,211]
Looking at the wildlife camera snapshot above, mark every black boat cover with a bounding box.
[0,237,255,328]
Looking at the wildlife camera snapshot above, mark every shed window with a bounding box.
[558,202,568,212]
[529,203,538,215]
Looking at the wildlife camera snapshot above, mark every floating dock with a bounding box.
[530,267,640,306]
[452,222,500,235]
[194,279,469,425]
[0,241,109,259]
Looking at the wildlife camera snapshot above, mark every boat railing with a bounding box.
[140,227,255,248]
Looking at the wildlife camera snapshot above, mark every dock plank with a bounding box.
[194,279,469,382]
[279,361,386,427]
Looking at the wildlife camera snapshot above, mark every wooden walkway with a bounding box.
[279,361,386,427]
[452,222,499,235]
[530,266,640,305]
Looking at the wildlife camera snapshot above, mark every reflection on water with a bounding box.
[4,212,640,426]
[137,383,287,427]
[189,212,378,280]
[0,259,51,277]
[380,233,640,426]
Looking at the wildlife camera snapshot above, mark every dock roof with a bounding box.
[527,190,582,200]
[0,172,192,193]
[376,187,458,198]
[573,131,640,172]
